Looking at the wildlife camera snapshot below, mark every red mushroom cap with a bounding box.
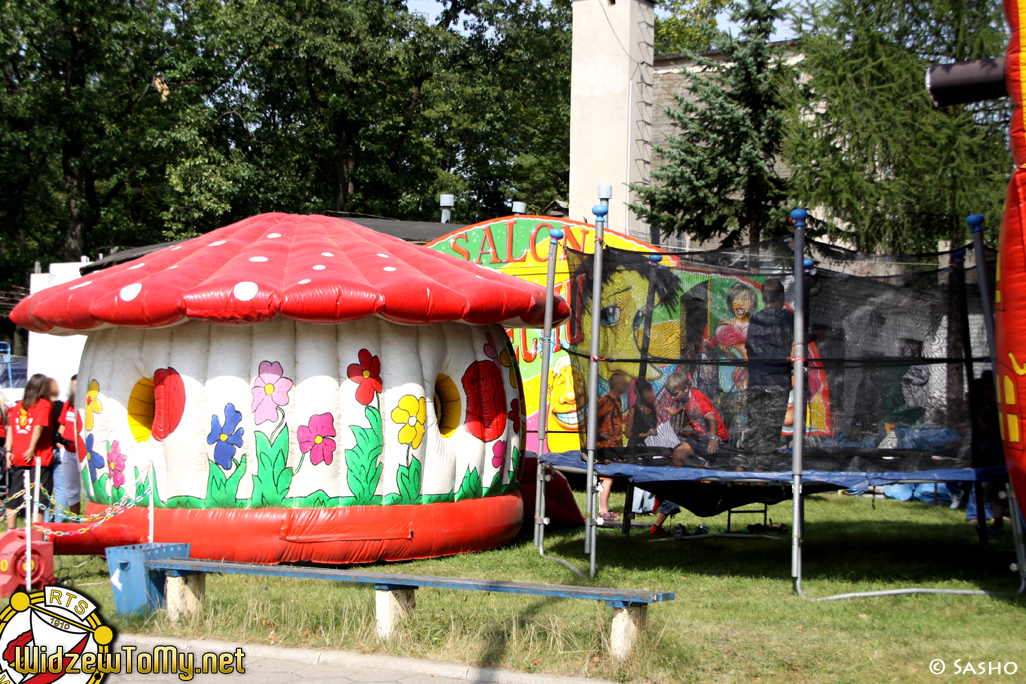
[11,213,571,332]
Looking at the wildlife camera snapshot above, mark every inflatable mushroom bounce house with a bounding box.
[11,213,569,564]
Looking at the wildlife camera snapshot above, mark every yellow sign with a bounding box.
[427,216,661,453]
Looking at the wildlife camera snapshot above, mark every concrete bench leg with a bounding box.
[375,586,415,639]
[609,603,647,661]
[166,573,206,623]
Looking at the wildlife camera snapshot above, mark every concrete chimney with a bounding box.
[569,0,655,240]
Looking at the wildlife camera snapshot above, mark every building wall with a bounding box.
[27,262,89,399]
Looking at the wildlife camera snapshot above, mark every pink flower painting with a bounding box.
[298,413,337,466]
[251,361,293,424]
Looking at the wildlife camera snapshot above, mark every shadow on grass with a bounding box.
[541,509,1025,593]
[471,596,561,676]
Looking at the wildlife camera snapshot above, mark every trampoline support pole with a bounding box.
[585,196,609,577]
[790,210,807,595]
[535,227,564,551]
[967,214,999,381]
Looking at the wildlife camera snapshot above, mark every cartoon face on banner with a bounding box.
[427,216,658,453]
[569,258,832,440]
[76,319,525,509]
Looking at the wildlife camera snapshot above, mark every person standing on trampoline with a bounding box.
[740,278,793,468]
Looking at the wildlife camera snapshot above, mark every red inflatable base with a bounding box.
[69,493,523,564]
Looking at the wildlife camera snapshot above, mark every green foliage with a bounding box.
[422,493,456,504]
[632,0,795,246]
[785,0,1010,251]
[656,0,731,55]
[0,0,571,288]
[455,466,482,502]
[345,407,384,506]
[384,455,423,506]
[251,427,293,507]
[205,455,248,508]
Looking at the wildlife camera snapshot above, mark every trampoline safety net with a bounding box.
[563,238,996,473]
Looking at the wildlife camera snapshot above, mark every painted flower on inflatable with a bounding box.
[492,441,506,469]
[107,441,126,489]
[207,403,244,469]
[298,413,337,466]
[84,434,104,481]
[251,361,293,424]
[347,349,382,406]
[462,361,506,442]
[84,380,102,431]
[508,398,522,435]
[392,395,426,450]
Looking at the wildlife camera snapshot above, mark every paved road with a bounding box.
[103,636,607,684]
[108,652,483,684]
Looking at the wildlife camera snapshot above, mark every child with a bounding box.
[5,374,55,527]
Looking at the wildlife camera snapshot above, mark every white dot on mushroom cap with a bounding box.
[69,281,92,290]
[313,265,326,271]
[298,279,311,285]
[120,283,142,301]
[267,233,281,239]
[209,240,226,247]
[128,263,145,270]
[376,253,388,258]
[171,246,182,251]
[383,267,396,272]
[249,256,268,263]
[233,281,258,301]
[321,252,334,257]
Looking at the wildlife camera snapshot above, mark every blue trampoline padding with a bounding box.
[538,451,1008,490]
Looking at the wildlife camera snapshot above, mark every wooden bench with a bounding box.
[145,557,674,660]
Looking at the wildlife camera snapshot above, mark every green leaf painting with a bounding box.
[456,466,482,502]
[251,426,293,507]
[346,407,384,505]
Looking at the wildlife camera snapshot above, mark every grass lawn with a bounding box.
[35,490,1026,683]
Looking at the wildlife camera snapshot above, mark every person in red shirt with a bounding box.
[663,370,730,467]
[55,375,82,517]
[5,374,54,527]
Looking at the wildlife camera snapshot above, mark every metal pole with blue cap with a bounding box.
[584,200,608,577]
[535,226,565,550]
[789,208,807,594]
[967,214,999,381]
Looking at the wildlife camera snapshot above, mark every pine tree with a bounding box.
[632,0,794,246]
[785,0,1009,252]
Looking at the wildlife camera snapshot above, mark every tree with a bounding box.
[655,0,731,55]
[632,0,794,246]
[785,0,1009,252]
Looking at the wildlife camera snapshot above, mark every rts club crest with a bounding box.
[0,586,114,684]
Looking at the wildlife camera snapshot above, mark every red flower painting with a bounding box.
[347,349,382,406]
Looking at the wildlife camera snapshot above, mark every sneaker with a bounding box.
[671,524,687,538]
[989,525,1006,537]
[599,511,621,522]
[649,525,668,536]
[950,493,963,510]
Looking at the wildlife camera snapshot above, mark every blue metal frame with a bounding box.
[145,558,674,609]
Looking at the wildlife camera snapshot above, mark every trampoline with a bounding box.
[529,210,1026,600]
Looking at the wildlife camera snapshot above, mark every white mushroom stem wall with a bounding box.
[76,318,525,508]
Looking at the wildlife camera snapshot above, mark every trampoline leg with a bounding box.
[974,481,989,548]
[622,482,635,537]
[375,587,416,640]
[1007,484,1026,593]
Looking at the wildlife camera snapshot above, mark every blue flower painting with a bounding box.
[207,403,245,469]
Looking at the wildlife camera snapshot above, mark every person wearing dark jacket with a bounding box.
[740,279,793,467]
